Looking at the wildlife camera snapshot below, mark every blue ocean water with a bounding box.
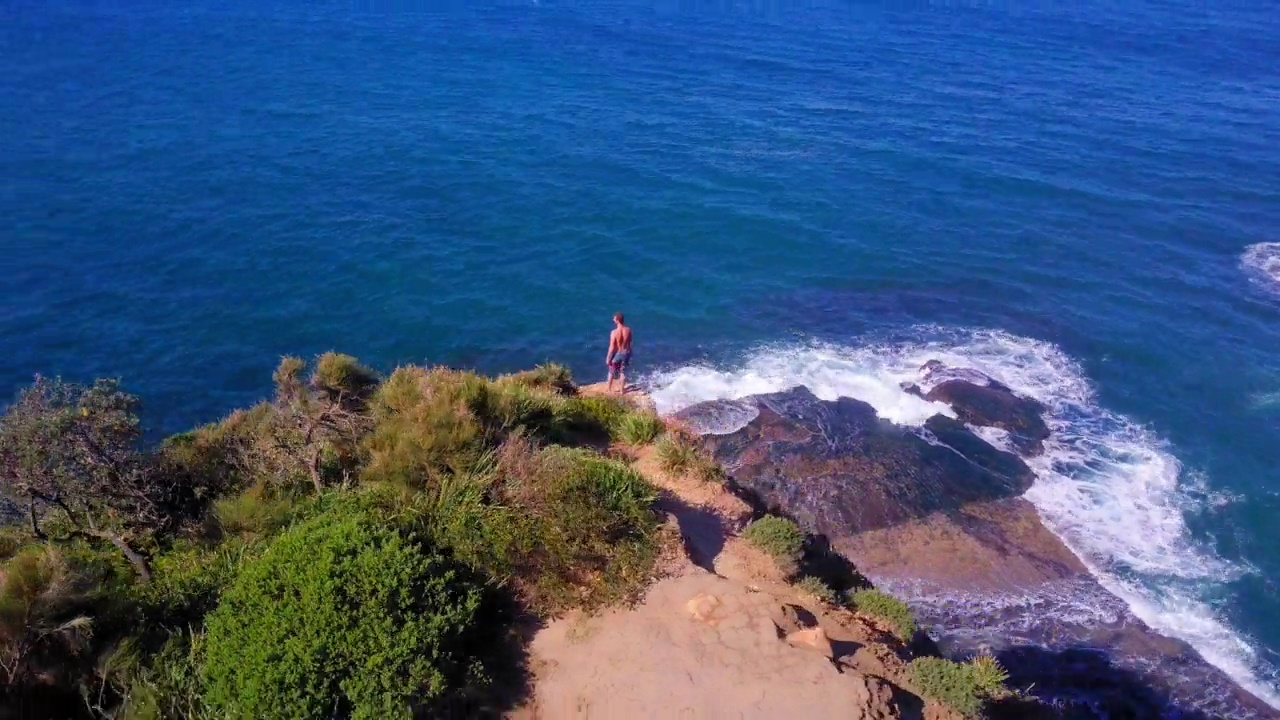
[3,0,1280,712]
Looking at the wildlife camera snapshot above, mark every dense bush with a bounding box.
[910,655,1009,718]
[137,540,259,628]
[363,367,490,488]
[202,505,501,719]
[428,438,660,614]
[848,588,917,641]
[742,515,805,574]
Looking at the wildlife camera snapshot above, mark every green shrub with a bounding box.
[137,540,259,627]
[794,575,837,604]
[496,363,574,394]
[461,442,660,614]
[115,631,211,720]
[848,588,917,641]
[969,652,1010,697]
[910,657,985,718]
[488,382,557,433]
[654,432,723,482]
[202,507,501,720]
[362,367,489,488]
[311,352,380,402]
[212,483,299,538]
[742,515,804,574]
[613,412,663,445]
[557,395,630,435]
[655,432,700,472]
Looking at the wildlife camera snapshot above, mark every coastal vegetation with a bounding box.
[848,588,917,642]
[654,431,724,483]
[742,514,805,574]
[0,355,1012,719]
[910,654,1012,719]
[0,358,660,718]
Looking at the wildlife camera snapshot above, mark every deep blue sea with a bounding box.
[3,0,1280,713]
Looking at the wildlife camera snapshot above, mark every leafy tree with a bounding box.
[0,377,165,580]
[272,353,379,494]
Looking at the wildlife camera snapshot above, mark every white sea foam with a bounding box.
[645,328,1280,709]
[1243,242,1280,288]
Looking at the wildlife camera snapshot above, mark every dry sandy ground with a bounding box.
[511,387,945,720]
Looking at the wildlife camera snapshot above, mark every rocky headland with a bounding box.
[668,364,1278,719]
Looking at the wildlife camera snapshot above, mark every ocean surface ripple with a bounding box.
[4,1,1280,714]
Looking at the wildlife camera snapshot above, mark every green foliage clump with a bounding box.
[0,545,94,688]
[363,367,490,487]
[613,412,664,445]
[794,575,837,604]
[112,631,211,720]
[211,483,300,539]
[654,433,724,482]
[848,588,917,641]
[496,363,575,395]
[201,506,499,720]
[968,652,1010,697]
[137,541,259,628]
[429,439,659,614]
[910,654,1009,718]
[742,515,804,574]
[556,395,631,439]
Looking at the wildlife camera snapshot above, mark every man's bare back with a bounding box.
[606,312,632,393]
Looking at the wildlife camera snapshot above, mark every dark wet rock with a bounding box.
[690,381,1276,720]
[701,387,1033,540]
[921,359,1012,391]
[925,379,1050,455]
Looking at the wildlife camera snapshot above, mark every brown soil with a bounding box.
[511,389,960,720]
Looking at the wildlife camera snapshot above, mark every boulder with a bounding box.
[924,379,1050,455]
[785,626,834,659]
[700,387,1035,538]
[686,593,723,625]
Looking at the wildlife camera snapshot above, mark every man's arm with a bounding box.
[606,331,617,363]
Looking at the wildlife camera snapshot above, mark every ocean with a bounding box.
[3,0,1279,715]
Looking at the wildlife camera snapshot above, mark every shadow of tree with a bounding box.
[655,490,727,572]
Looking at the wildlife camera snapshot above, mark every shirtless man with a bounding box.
[606,312,633,394]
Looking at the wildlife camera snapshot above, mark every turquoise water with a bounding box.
[4,0,1280,712]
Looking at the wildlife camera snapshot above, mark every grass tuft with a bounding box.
[794,575,837,604]
[613,412,663,445]
[910,653,1010,718]
[654,433,724,483]
[847,588,917,641]
[741,515,804,575]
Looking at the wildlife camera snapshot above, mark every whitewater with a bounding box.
[646,327,1280,710]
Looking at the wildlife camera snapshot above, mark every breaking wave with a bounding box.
[1243,243,1280,289]
[646,328,1280,709]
